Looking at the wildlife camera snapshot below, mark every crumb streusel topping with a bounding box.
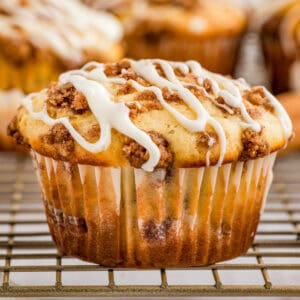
[17,58,292,171]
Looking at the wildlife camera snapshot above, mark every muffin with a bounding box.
[261,0,300,94]
[9,58,292,268]
[277,92,300,153]
[0,89,24,151]
[0,0,124,94]
[122,0,247,75]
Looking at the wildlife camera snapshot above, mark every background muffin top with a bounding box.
[10,59,292,171]
[122,0,247,38]
[262,0,300,58]
[0,0,124,68]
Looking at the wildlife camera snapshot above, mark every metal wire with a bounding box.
[0,152,300,298]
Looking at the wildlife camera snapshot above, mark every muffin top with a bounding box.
[10,59,292,171]
[0,0,123,66]
[123,0,247,37]
[262,0,300,58]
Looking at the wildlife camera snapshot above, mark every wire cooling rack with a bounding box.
[0,152,300,298]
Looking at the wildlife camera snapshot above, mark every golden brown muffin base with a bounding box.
[32,151,276,268]
[125,33,244,75]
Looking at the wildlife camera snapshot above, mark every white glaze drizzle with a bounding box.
[23,59,293,171]
[0,0,123,63]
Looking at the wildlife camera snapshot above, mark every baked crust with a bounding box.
[11,59,291,169]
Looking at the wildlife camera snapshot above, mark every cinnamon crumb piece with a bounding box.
[197,132,217,148]
[117,81,135,95]
[239,129,270,161]
[136,90,157,101]
[71,91,88,112]
[126,91,163,118]
[246,87,265,106]
[47,82,88,113]
[126,102,141,118]
[244,87,274,113]
[122,132,173,168]
[203,79,213,93]
[216,96,225,105]
[104,59,132,78]
[263,101,275,113]
[41,123,75,157]
[121,68,138,80]
[187,86,206,100]
[118,58,131,69]
[7,116,29,148]
[162,87,182,103]
[245,100,262,119]
[104,63,122,77]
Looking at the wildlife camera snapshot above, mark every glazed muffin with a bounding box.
[0,0,124,94]
[0,89,24,151]
[9,58,292,268]
[122,0,247,75]
[261,0,300,94]
[277,92,300,153]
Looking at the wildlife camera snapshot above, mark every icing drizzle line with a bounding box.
[23,59,293,172]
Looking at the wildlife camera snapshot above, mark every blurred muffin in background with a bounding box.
[261,0,300,94]
[277,92,300,154]
[0,90,24,151]
[0,0,123,151]
[121,0,247,75]
[0,0,124,94]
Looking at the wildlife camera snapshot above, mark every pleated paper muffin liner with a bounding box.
[32,151,276,268]
[125,34,244,75]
